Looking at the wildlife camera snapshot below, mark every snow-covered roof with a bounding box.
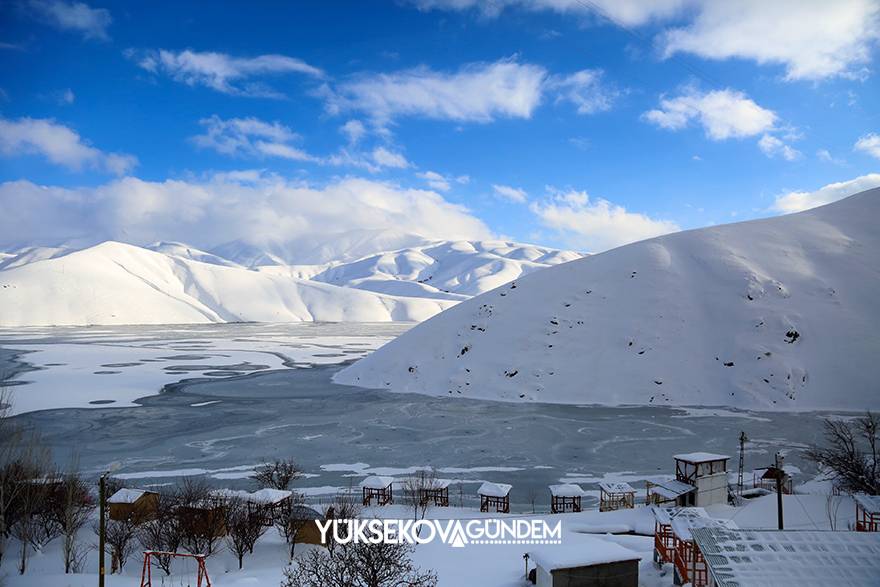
[478,482,512,498]
[599,481,635,494]
[361,475,394,490]
[854,493,880,515]
[649,479,695,500]
[107,488,154,504]
[290,505,322,520]
[652,506,709,526]
[692,527,880,587]
[671,514,736,542]
[674,452,730,463]
[549,483,585,497]
[529,540,640,571]
[422,478,452,490]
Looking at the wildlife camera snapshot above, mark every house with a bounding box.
[691,527,880,587]
[478,482,512,513]
[419,478,451,507]
[527,541,640,587]
[599,482,636,512]
[673,452,730,507]
[651,506,736,586]
[107,488,159,522]
[361,476,394,506]
[854,494,880,532]
[289,505,325,546]
[176,496,228,538]
[549,484,585,513]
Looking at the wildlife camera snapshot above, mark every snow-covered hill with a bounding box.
[336,189,880,411]
[0,238,579,326]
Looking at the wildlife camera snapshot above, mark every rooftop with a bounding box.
[649,479,696,500]
[528,539,640,571]
[599,481,636,494]
[652,505,709,527]
[549,483,585,497]
[107,488,154,504]
[692,527,880,587]
[478,481,512,498]
[854,494,880,515]
[361,475,395,490]
[674,452,731,463]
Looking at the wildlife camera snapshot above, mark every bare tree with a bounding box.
[526,488,538,514]
[805,411,879,494]
[54,472,95,573]
[176,478,225,556]
[322,487,361,558]
[825,493,844,531]
[224,497,267,569]
[401,469,436,535]
[137,492,182,575]
[105,517,138,574]
[275,493,309,560]
[9,475,53,574]
[252,459,302,491]
[283,540,437,587]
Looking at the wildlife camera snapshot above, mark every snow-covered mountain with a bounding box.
[336,189,880,411]
[0,238,580,326]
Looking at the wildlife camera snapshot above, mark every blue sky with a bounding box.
[1,0,879,253]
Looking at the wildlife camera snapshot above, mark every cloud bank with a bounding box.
[772,174,880,213]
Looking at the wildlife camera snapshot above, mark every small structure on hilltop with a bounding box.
[599,482,636,512]
[549,484,585,513]
[646,479,697,507]
[478,482,512,513]
[692,527,880,587]
[526,541,640,587]
[854,494,880,532]
[651,506,737,587]
[107,488,159,522]
[752,465,793,494]
[361,476,394,506]
[673,452,730,507]
[419,478,451,507]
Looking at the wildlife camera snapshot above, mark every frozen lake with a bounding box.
[0,323,846,512]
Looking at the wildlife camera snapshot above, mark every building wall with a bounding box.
[537,560,639,587]
[695,472,728,506]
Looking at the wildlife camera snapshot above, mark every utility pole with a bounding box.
[737,431,748,496]
[775,452,784,530]
[98,472,107,587]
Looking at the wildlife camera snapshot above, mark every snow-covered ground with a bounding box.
[337,188,880,412]
[0,237,580,327]
[0,493,858,587]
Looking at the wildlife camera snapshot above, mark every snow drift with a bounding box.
[336,189,880,411]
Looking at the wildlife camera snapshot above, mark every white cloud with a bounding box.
[417,171,451,192]
[758,134,801,161]
[0,116,136,175]
[371,147,410,169]
[771,173,880,213]
[330,59,547,123]
[191,116,311,160]
[643,88,777,140]
[530,189,679,252]
[661,1,880,81]
[0,174,492,248]
[547,69,617,115]
[340,120,367,145]
[59,88,75,104]
[131,49,324,97]
[492,184,528,203]
[28,0,111,40]
[409,0,688,27]
[854,133,880,160]
[816,149,846,165]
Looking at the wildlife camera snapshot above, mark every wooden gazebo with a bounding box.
[549,484,584,513]
[599,482,636,512]
[855,494,880,532]
[419,479,451,507]
[478,482,511,513]
[361,476,394,506]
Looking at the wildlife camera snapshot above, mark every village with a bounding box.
[2,415,879,587]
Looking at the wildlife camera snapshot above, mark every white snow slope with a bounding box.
[0,239,579,326]
[336,189,880,411]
